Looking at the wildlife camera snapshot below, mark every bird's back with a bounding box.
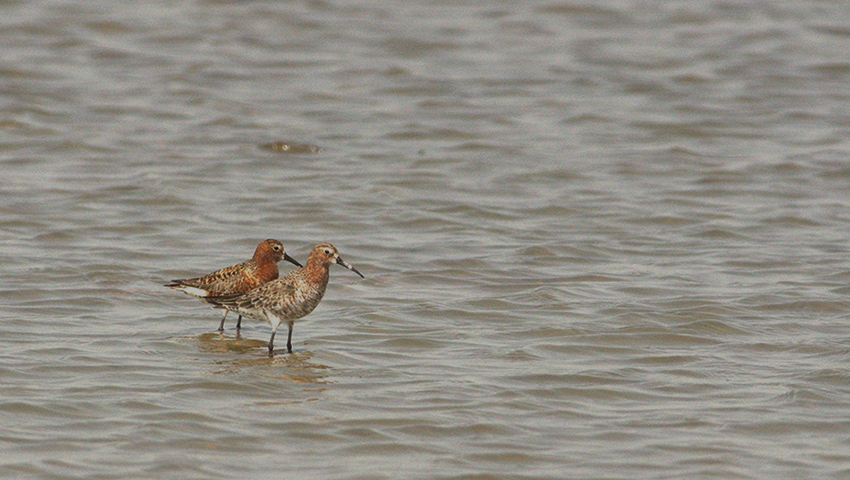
[166,258,276,298]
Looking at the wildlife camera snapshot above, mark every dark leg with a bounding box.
[287,322,294,353]
[268,330,276,357]
[236,315,242,330]
[218,310,227,332]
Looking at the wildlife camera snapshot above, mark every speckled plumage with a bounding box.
[205,242,364,356]
[164,239,302,330]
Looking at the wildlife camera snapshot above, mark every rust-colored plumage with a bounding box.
[164,239,302,330]
[205,243,364,356]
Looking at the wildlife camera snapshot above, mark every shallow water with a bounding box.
[2,1,850,478]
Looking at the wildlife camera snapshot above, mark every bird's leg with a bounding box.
[236,315,242,330]
[287,322,294,354]
[218,310,228,332]
[268,330,276,357]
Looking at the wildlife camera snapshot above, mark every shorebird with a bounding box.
[164,239,302,331]
[204,243,364,356]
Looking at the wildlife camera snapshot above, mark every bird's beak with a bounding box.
[284,252,303,268]
[336,257,364,278]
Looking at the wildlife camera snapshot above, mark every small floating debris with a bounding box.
[260,141,322,154]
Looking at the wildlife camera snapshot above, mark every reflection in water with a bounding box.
[195,332,330,384]
[196,331,268,355]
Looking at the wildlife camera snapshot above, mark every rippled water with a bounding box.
[2,1,850,478]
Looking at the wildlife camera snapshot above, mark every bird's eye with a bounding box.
[324,249,332,255]
[273,245,281,251]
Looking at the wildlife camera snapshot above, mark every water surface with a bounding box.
[2,1,850,478]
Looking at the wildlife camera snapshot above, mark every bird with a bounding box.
[204,243,364,356]
[164,239,302,331]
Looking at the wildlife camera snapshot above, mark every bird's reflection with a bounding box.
[195,331,330,383]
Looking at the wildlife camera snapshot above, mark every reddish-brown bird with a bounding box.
[165,239,302,331]
[205,243,364,356]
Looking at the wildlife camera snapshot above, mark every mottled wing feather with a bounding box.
[168,259,254,294]
[206,279,297,312]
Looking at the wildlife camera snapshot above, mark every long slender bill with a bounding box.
[336,257,365,278]
[283,252,303,268]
